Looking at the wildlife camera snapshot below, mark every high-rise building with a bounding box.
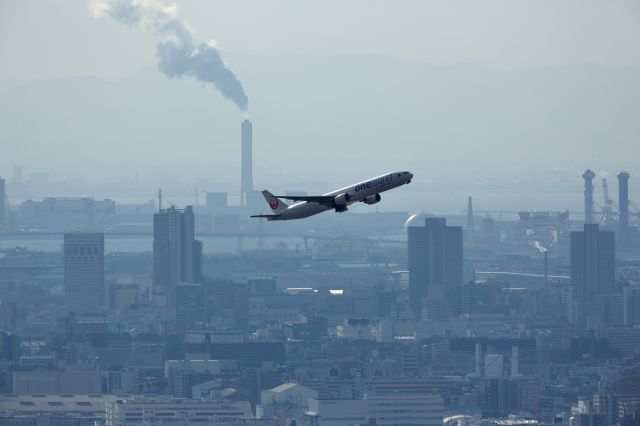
[153,206,182,304]
[570,223,615,327]
[153,206,203,306]
[0,177,5,229]
[64,233,105,311]
[240,119,253,207]
[408,217,463,317]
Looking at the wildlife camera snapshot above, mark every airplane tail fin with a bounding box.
[261,190,288,214]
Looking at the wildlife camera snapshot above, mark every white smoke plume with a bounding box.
[533,241,547,253]
[91,0,249,111]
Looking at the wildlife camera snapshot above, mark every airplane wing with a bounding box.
[275,195,336,206]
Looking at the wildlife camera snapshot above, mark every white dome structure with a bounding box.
[404,213,431,231]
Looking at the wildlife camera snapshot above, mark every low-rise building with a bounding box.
[105,398,254,426]
[307,394,443,426]
[12,371,102,395]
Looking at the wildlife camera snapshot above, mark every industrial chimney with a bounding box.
[582,169,596,224]
[618,171,630,232]
[241,119,253,207]
[467,196,475,246]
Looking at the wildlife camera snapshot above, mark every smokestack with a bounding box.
[241,119,253,207]
[582,169,596,224]
[467,196,475,246]
[618,171,630,232]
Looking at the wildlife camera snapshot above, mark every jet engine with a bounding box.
[333,193,351,212]
[363,194,381,205]
[334,193,351,206]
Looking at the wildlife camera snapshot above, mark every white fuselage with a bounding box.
[274,171,413,220]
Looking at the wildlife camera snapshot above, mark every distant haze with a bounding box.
[2,55,639,179]
[1,1,639,212]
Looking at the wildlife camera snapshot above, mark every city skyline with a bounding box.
[1,1,640,425]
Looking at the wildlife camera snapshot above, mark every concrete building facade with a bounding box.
[570,224,616,327]
[152,206,202,306]
[307,394,443,426]
[64,233,105,311]
[408,217,463,318]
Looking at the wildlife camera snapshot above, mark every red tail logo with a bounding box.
[269,199,279,210]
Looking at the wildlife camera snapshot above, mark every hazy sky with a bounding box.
[2,0,640,90]
[2,0,640,212]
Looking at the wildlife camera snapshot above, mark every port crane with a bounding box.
[601,178,615,225]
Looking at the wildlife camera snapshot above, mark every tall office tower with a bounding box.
[0,177,5,229]
[408,217,463,317]
[153,206,202,306]
[570,224,615,327]
[582,169,596,224]
[240,119,253,207]
[618,171,630,234]
[64,233,105,311]
[153,206,182,305]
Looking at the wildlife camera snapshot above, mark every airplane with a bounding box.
[250,171,413,221]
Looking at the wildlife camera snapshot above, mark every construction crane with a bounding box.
[628,199,640,226]
[602,178,614,225]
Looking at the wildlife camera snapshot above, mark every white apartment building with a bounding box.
[105,398,253,426]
